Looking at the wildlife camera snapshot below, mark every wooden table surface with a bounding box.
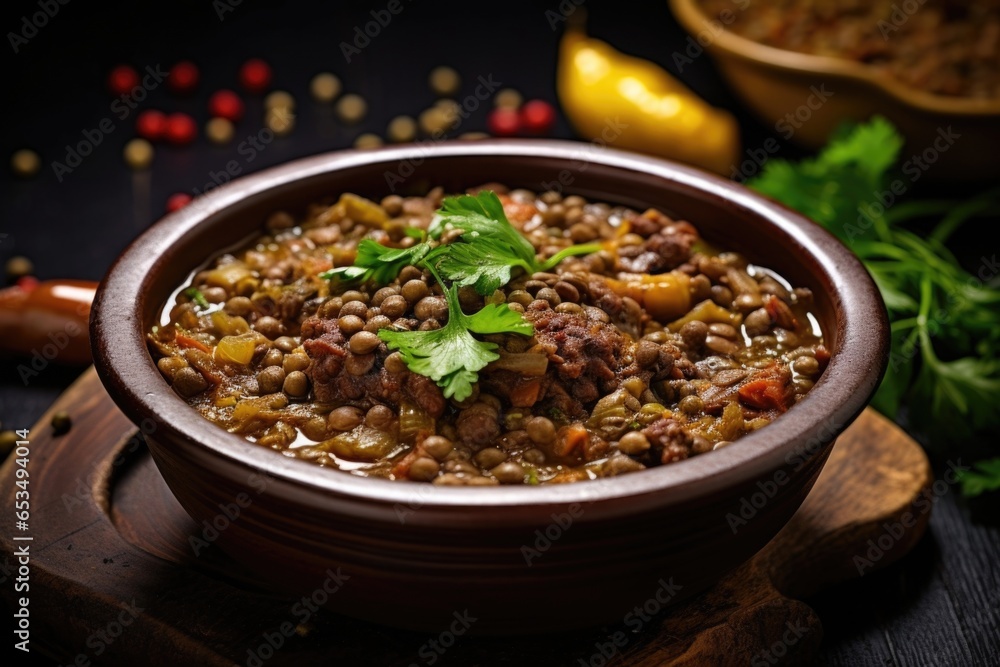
[1,1,997,665]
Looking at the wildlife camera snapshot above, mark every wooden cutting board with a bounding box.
[0,368,932,666]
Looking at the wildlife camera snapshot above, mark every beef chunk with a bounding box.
[301,316,446,417]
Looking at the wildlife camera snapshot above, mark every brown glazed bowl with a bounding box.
[91,141,888,634]
[670,0,1000,182]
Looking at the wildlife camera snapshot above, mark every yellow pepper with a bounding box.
[557,27,739,175]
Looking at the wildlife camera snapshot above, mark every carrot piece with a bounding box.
[510,380,542,407]
[738,373,794,412]
[176,333,211,353]
[391,447,422,479]
[555,423,589,458]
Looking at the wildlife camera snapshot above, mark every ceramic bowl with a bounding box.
[91,140,888,633]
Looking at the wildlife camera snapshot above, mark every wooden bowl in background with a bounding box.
[670,0,1000,182]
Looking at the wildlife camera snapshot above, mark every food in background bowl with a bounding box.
[698,0,1000,99]
[149,186,826,485]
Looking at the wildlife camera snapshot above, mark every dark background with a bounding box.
[1,1,998,665]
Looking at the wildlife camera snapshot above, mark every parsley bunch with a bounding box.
[321,191,598,401]
[748,117,1000,496]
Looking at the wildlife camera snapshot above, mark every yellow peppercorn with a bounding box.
[123,138,154,170]
[311,73,342,103]
[494,88,523,110]
[264,90,295,112]
[10,149,41,177]
[336,94,367,124]
[266,108,295,136]
[429,66,460,96]
[354,133,383,149]
[205,117,235,145]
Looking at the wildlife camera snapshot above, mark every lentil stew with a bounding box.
[148,186,828,485]
[699,0,1000,99]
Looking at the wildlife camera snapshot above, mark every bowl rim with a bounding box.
[670,0,1000,116]
[91,139,888,510]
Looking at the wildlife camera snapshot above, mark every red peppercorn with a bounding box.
[239,58,272,94]
[519,100,556,135]
[107,65,140,96]
[136,110,168,141]
[166,193,193,213]
[164,113,197,145]
[16,276,39,292]
[168,61,200,95]
[487,107,521,137]
[208,90,244,122]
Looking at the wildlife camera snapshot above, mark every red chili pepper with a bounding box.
[107,65,140,96]
[136,110,168,141]
[166,193,193,212]
[168,61,200,95]
[165,113,197,145]
[208,89,244,122]
[487,107,520,137]
[239,58,272,94]
[519,99,556,135]
[0,279,97,365]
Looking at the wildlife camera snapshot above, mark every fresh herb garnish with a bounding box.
[429,191,601,294]
[748,116,1000,494]
[322,190,601,398]
[320,239,430,285]
[183,287,210,310]
[958,458,1000,498]
[378,271,533,401]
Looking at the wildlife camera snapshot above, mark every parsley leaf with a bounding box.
[183,287,210,310]
[320,239,430,285]
[958,458,1000,498]
[425,235,533,295]
[429,190,600,293]
[378,282,533,401]
[323,189,595,397]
